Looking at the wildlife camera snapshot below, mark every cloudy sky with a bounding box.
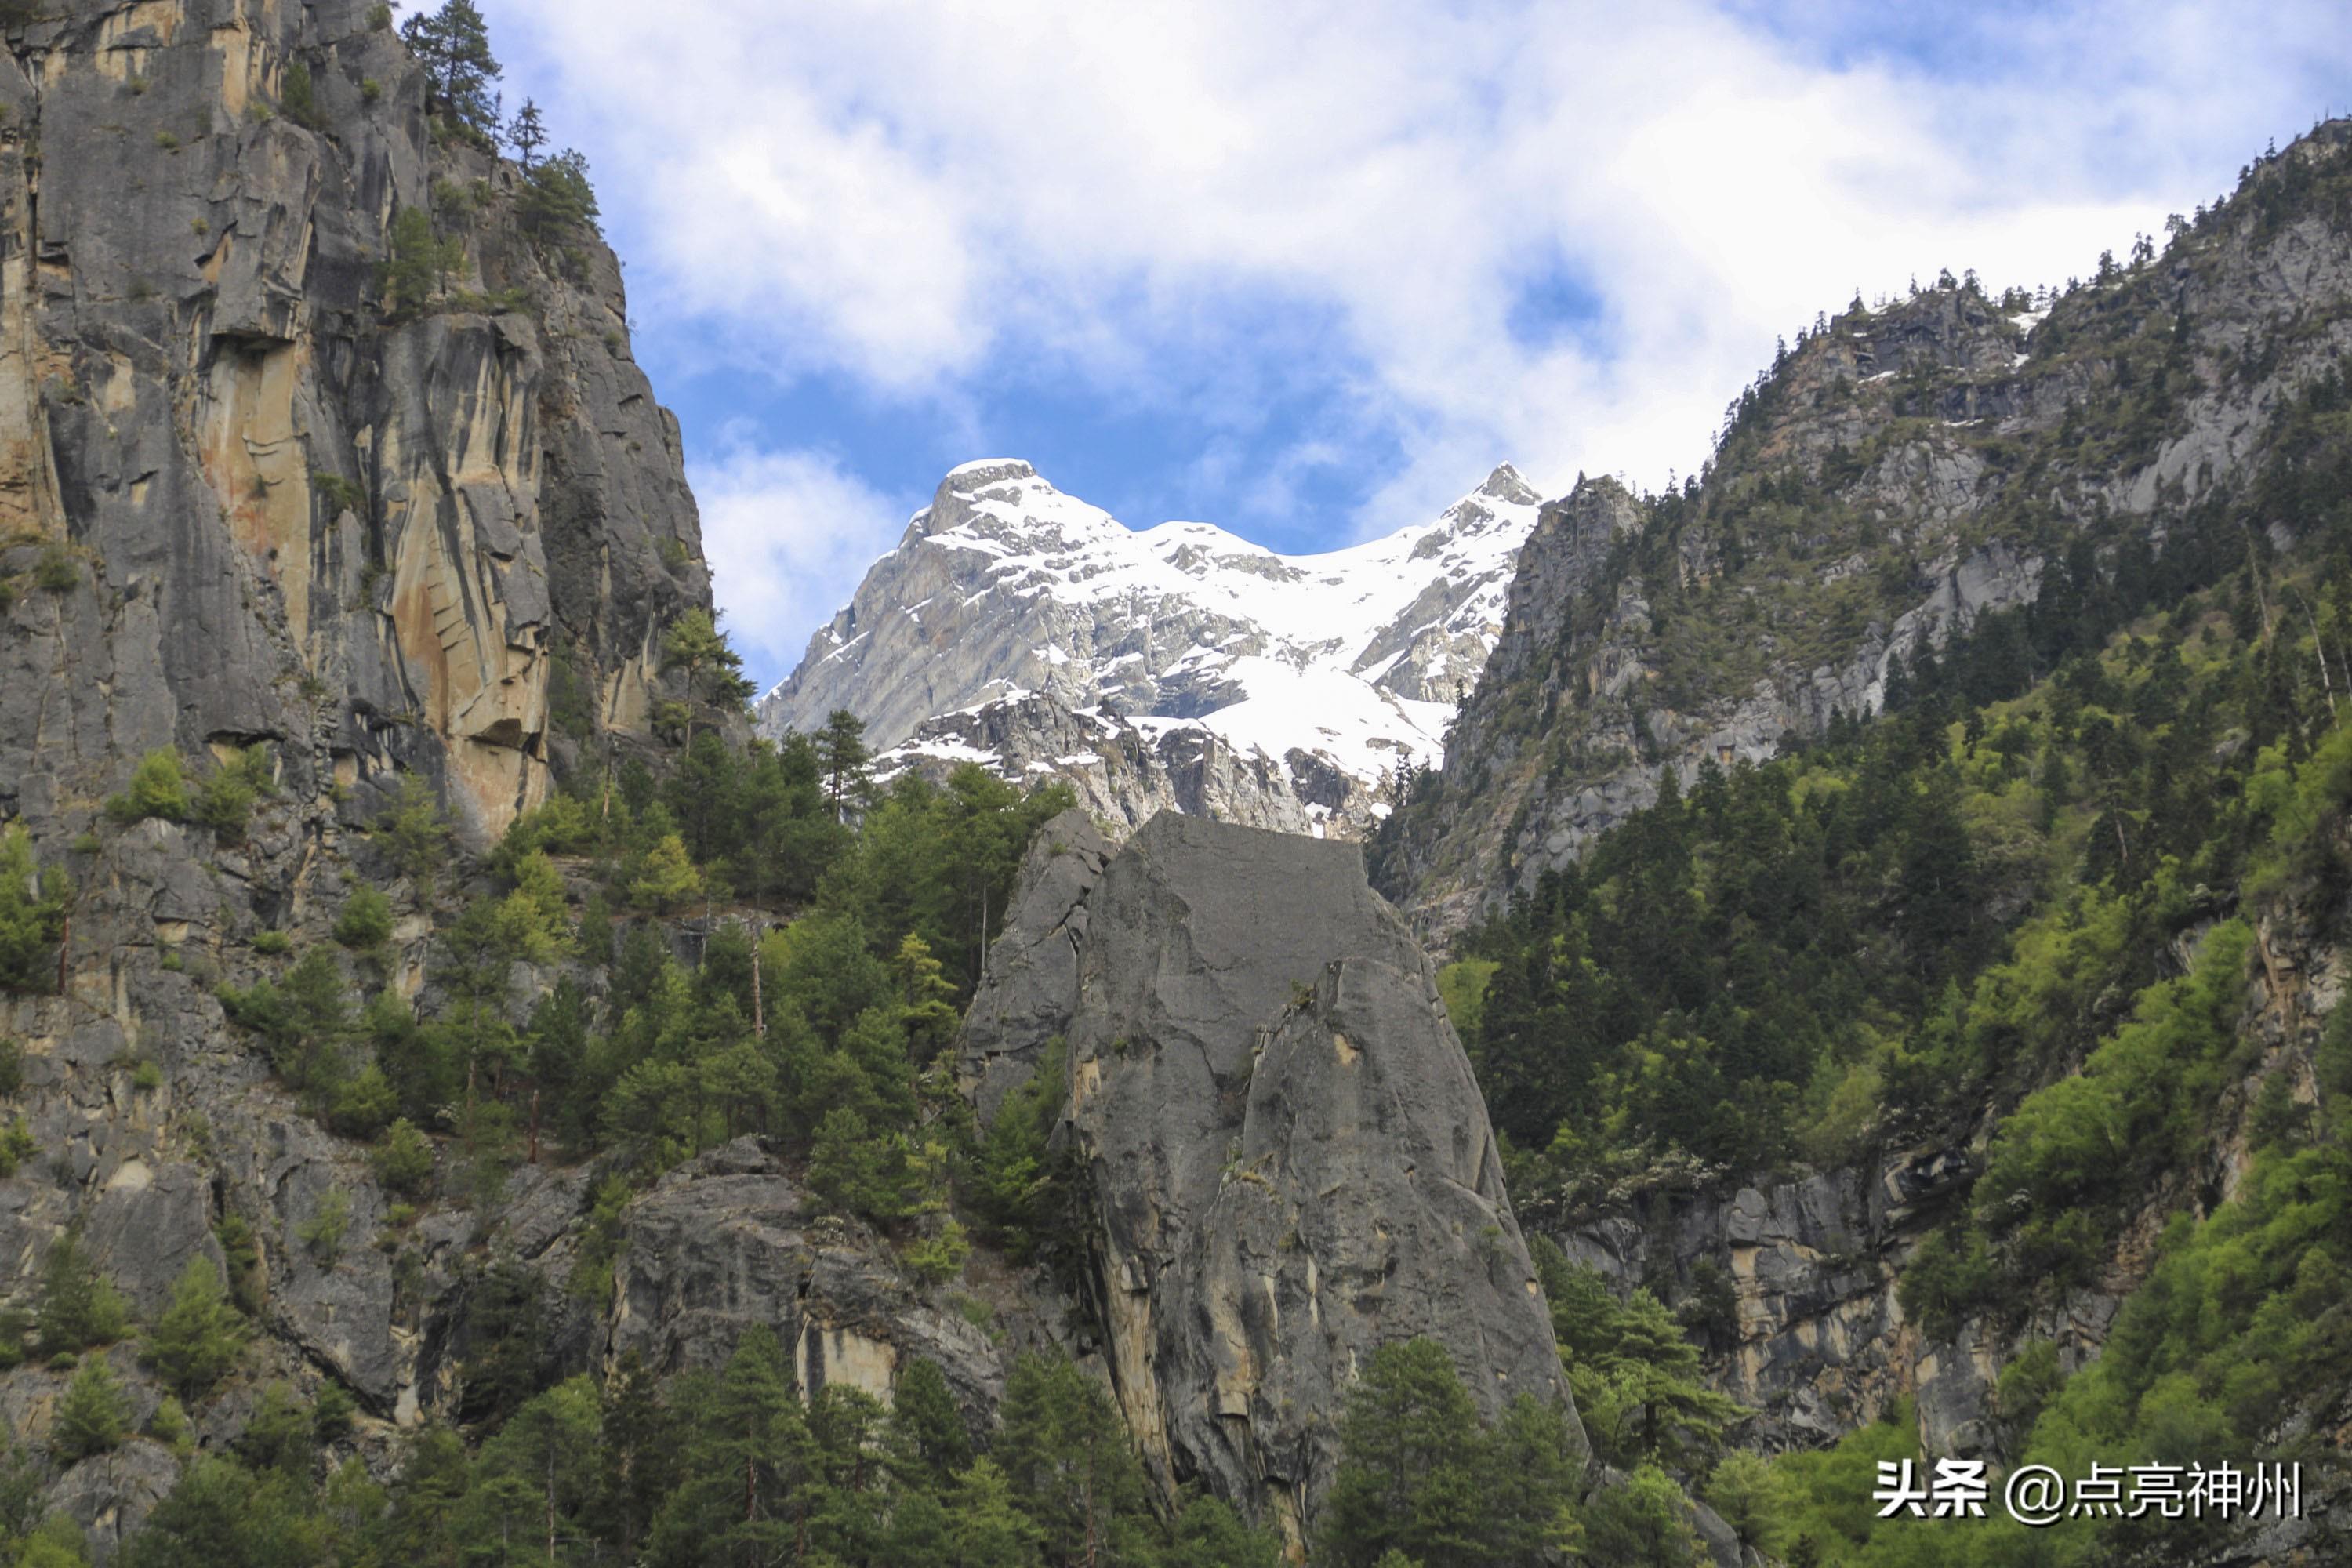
[484,0,2352,689]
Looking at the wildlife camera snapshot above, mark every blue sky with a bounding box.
[482,0,2352,691]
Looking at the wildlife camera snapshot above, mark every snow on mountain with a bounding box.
[754,458,1547,837]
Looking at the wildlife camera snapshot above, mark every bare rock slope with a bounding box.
[962,809,1580,1547]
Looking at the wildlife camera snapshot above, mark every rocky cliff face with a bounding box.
[0,0,713,1549]
[961,810,1579,1549]
[1,0,707,850]
[759,458,1546,839]
[1379,160,2352,936]
[0,8,1589,1559]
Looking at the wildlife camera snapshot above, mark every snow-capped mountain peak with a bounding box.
[756,460,1548,837]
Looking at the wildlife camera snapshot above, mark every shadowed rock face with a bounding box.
[961,810,1581,1543]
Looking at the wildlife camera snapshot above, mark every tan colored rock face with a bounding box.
[0,4,721,1542]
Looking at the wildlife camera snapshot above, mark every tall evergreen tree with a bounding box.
[142,1257,249,1401]
[400,0,501,134]
[816,710,873,822]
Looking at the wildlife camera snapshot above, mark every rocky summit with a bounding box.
[757,457,1545,838]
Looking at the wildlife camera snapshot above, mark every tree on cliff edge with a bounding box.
[401,0,501,137]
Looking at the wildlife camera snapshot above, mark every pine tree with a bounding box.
[597,1352,679,1559]
[649,1325,815,1568]
[628,833,703,912]
[0,822,68,993]
[1171,1493,1285,1568]
[816,710,872,822]
[945,1457,1040,1568]
[143,1257,249,1400]
[1580,1465,1704,1567]
[1534,1239,1744,1470]
[994,1352,1156,1566]
[457,1377,604,1563]
[400,0,501,135]
[884,1358,972,1485]
[661,609,752,742]
[1321,1338,1492,1567]
[891,932,960,1060]
[382,206,463,318]
[504,96,546,165]
[51,1356,129,1461]
[519,148,601,237]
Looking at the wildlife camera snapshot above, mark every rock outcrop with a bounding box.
[607,1139,1014,1426]
[962,810,1579,1546]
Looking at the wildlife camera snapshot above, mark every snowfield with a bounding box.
[756,458,1546,835]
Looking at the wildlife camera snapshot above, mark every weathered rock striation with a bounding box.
[962,809,1580,1545]
[0,0,710,1548]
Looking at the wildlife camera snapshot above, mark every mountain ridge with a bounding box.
[757,456,1548,835]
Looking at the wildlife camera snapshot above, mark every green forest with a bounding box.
[1421,369,2352,1561]
[0,676,1742,1566]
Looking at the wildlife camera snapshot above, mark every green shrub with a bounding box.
[367,2,390,27]
[195,743,276,838]
[280,60,317,127]
[312,1379,356,1444]
[376,775,452,886]
[142,1257,249,1400]
[329,1064,397,1139]
[49,1356,129,1461]
[310,470,366,517]
[901,1219,971,1287]
[0,824,70,993]
[372,1118,435,1196]
[220,947,352,1089]
[380,206,463,317]
[1897,1225,1998,1342]
[106,748,190,824]
[332,885,394,949]
[0,1118,34,1178]
[34,546,76,593]
[150,1392,190,1450]
[299,1189,352,1265]
[35,1232,132,1356]
[215,1215,263,1315]
[251,929,292,956]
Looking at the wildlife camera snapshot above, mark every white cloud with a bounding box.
[492,0,2351,640]
[686,437,916,690]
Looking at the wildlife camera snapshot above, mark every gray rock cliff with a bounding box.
[961,811,1580,1547]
